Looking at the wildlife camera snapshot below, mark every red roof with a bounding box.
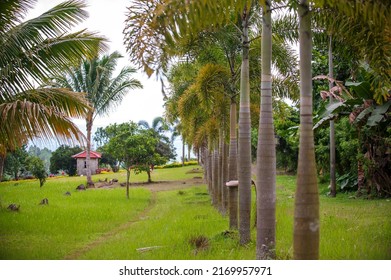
[71,151,102,159]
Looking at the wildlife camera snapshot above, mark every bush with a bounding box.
[155,161,198,169]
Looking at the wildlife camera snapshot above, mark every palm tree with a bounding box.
[138,117,169,134]
[237,3,253,245]
[56,51,143,186]
[256,0,276,260]
[293,0,319,260]
[0,0,106,179]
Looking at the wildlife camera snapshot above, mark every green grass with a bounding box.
[1,166,390,260]
[0,176,150,259]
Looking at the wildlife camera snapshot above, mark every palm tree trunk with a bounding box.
[256,0,276,260]
[294,0,320,260]
[228,99,238,229]
[182,137,185,166]
[329,35,336,197]
[86,111,94,188]
[212,148,219,207]
[221,132,229,215]
[217,130,223,211]
[238,6,252,245]
[0,154,5,181]
[208,147,213,198]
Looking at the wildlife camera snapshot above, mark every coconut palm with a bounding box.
[55,51,143,186]
[0,0,106,179]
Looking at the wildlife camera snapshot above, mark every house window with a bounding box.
[84,161,87,169]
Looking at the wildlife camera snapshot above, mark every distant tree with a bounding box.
[138,117,177,163]
[28,145,52,173]
[50,145,82,176]
[103,122,160,198]
[26,156,47,187]
[4,145,29,180]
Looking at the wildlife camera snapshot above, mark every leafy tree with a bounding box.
[26,156,47,187]
[55,51,143,187]
[4,145,29,180]
[28,145,52,173]
[138,117,177,163]
[0,0,106,180]
[103,122,161,198]
[50,145,82,176]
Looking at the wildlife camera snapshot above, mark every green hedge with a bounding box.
[155,161,199,169]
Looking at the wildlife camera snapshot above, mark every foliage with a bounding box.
[99,121,175,194]
[155,161,199,169]
[314,66,391,196]
[4,145,29,180]
[0,0,106,156]
[28,145,52,173]
[26,156,47,187]
[49,145,82,176]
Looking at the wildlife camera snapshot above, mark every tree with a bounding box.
[103,122,160,198]
[28,145,52,173]
[55,51,143,187]
[4,146,29,180]
[256,0,276,260]
[293,0,319,260]
[50,145,82,176]
[0,0,106,180]
[26,156,47,187]
[237,3,253,245]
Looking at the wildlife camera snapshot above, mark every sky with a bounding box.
[28,0,179,154]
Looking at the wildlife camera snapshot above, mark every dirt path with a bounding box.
[63,178,205,260]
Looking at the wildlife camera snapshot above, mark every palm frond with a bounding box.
[0,90,87,154]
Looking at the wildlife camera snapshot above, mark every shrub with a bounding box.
[155,161,199,169]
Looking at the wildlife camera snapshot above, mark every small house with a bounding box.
[71,151,102,176]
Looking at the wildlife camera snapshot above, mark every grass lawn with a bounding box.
[0,165,390,259]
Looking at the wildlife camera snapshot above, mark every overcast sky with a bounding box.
[29,0,173,151]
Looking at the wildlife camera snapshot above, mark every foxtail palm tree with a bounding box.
[0,0,106,179]
[238,4,252,245]
[256,0,276,260]
[56,51,142,186]
[294,0,319,260]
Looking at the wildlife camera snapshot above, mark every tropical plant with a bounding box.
[293,0,319,260]
[55,51,143,187]
[49,145,82,176]
[4,145,29,181]
[26,155,47,187]
[0,0,106,180]
[256,0,276,260]
[314,67,391,197]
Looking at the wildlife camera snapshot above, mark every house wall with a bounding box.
[76,158,99,176]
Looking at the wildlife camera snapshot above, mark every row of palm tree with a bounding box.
[124,0,391,259]
[0,0,143,183]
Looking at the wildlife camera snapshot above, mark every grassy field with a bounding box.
[0,166,390,260]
